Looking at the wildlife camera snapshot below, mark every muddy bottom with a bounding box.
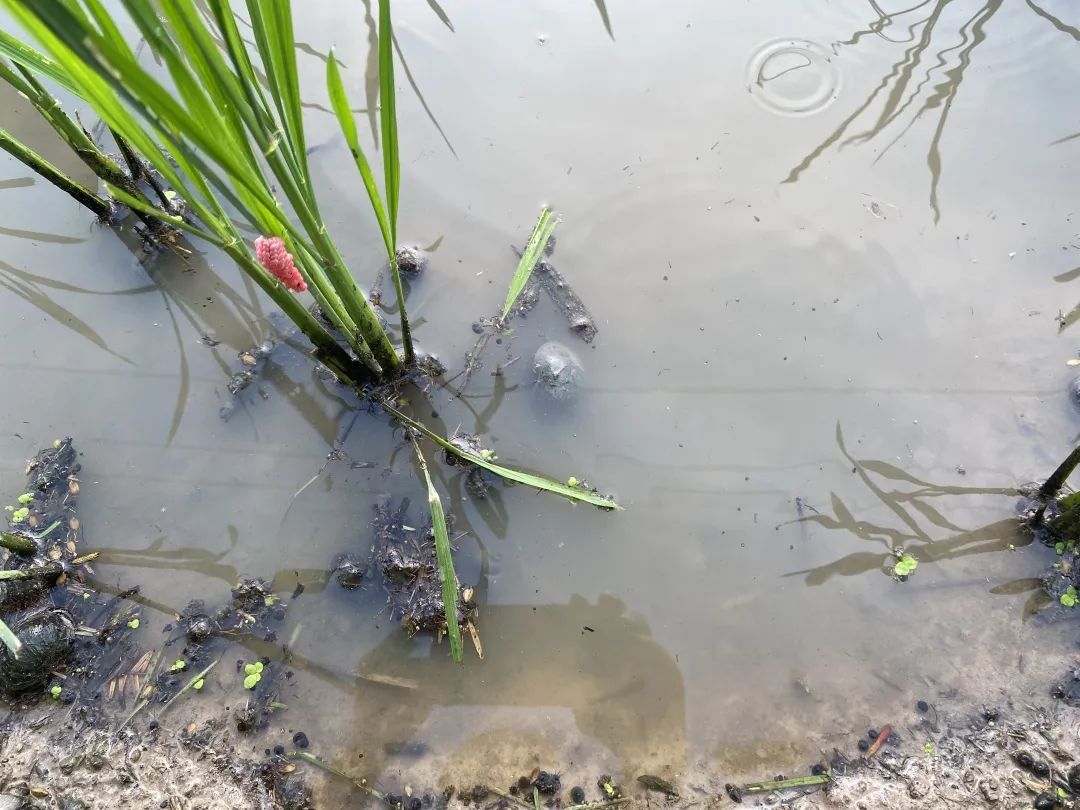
[7,652,1080,810]
[0,705,308,809]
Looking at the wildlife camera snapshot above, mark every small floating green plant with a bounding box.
[891,551,918,580]
[243,661,264,690]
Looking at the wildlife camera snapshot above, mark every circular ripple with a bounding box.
[746,39,840,116]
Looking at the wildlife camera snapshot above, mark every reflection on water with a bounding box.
[2,0,1080,798]
[786,423,1024,584]
[786,0,1005,222]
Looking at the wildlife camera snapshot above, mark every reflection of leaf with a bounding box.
[1054,266,1080,283]
[857,458,933,485]
[425,0,454,32]
[0,274,133,364]
[391,34,457,158]
[1026,0,1080,43]
[788,0,1001,222]
[592,0,615,40]
[1022,589,1054,621]
[838,424,929,541]
[829,492,858,528]
[908,499,966,532]
[158,289,189,445]
[0,225,85,244]
[989,577,1041,595]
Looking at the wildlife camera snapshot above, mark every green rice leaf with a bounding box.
[0,30,77,95]
[412,441,463,663]
[378,0,400,241]
[326,49,393,258]
[0,616,22,658]
[386,405,621,510]
[502,208,557,319]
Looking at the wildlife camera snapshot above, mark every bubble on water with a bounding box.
[746,39,840,116]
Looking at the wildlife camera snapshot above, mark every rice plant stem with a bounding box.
[389,253,414,363]
[8,62,134,190]
[112,130,175,213]
[0,61,169,233]
[1040,443,1080,502]
[314,236,401,373]
[229,249,363,381]
[0,127,111,218]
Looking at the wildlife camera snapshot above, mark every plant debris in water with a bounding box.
[332,497,480,655]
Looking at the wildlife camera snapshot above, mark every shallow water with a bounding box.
[2,0,1080,801]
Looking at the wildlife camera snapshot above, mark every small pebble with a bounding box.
[570,787,586,804]
[292,732,309,749]
[916,700,929,713]
[857,739,869,753]
[273,745,285,756]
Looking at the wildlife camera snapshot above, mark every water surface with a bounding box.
[2,0,1080,800]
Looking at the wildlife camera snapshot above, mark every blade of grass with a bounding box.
[0,616,22,658]
[376,0,414,362]
[410,438,463,663]
[385,404,620,509]
[502,208,557,320]
[326,49,392,257]
[378,0,399,239]
[0,28,78,94]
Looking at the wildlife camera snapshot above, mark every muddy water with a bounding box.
[2,0,1080,801]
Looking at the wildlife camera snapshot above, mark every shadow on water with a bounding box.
[87,541,686,783]
[781,423,1046,610]
[425,0,455,33]
[593,0,615,41]
[346,593,686,783]
[785,0,1002,223]
[0,258,139,365]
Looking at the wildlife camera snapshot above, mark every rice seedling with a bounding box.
[0,0,396,377]
[0,33,184,234]
[0,0,622,662]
